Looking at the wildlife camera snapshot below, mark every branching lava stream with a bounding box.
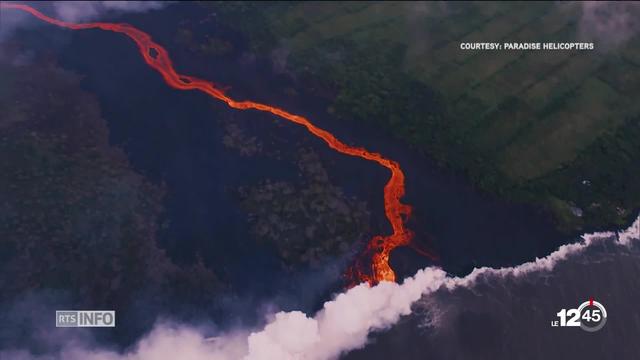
[1,2,437,285]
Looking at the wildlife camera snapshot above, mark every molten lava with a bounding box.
[2,2,436,285]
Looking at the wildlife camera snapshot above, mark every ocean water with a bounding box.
[345,220,640,359]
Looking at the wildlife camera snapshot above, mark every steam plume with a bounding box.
[3,215,638,360]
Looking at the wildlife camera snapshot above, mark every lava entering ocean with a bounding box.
[1,2,437,285]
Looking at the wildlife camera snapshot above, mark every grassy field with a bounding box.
[204,1,640,232]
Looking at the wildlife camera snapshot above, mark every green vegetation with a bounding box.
[229,145,371,266]
[0,60,222,313]
[175,28,234,57]
[201,2,640,233]
[531,116,640,231]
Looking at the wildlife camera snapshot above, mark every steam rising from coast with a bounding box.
[3,215,638,360]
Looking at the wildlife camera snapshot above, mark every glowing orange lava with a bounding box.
[1,2,436,285]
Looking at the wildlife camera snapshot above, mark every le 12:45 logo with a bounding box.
[552,298,607,332]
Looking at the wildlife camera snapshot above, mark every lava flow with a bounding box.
[1,2,436,285]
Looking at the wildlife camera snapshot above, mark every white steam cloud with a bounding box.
[2,214,638,360]
[52,1,166,22]
[0,1,167,39]
[578,1,640,48]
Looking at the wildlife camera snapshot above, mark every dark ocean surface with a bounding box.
[344,229,640,360]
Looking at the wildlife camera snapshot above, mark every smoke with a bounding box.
[0,324,249,360]
[3,215,637,360]
[241,215,640,360]
[578,1,640,48]
[244,268,449,360]
[0,1,167,38]
[51,1,166,22]
[402,1,433,66]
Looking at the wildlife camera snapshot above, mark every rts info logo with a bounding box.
[56,310,116,328]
